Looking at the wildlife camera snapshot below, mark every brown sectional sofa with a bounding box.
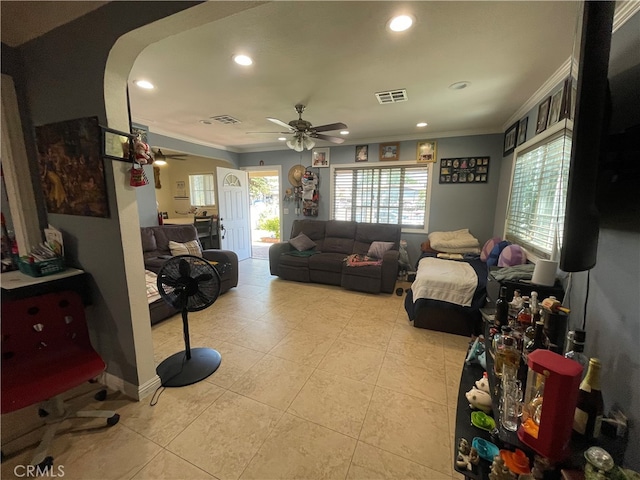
[269,220,401,294]
[140,225,238,324]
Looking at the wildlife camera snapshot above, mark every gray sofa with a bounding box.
[269,220,401,294]
[141,225,238,324]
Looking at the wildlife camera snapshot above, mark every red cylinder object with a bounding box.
[518,349,583,461]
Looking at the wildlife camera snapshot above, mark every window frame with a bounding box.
[188,173,216,207]
[504,123,573,260]
[329,161,433,234]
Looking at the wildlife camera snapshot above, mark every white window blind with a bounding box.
[189,174,216,206]
[333,164,429,228]
[505,133,571,257]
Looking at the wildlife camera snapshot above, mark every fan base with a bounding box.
[157,347,222,387]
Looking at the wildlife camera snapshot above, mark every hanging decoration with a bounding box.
[301,168,319,216]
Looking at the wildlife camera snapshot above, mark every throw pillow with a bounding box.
[168,240,203,257]
[289,233,316,251]
[498,244,527,267]
[486,240,510,267]
[480,237,502,262]
[367,241,395,259]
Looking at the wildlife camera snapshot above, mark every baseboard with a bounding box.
[100,371,162,401]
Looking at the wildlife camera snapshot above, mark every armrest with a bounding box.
[202,249,238,286]
[380,249,400,293]
[268,242,293,276]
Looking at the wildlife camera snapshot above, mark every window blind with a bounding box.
[333,164,429,228]
[505,133,571,257]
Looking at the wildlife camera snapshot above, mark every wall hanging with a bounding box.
[35,116,110,218]
[439,157,490,184]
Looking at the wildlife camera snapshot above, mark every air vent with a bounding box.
[210,115,241,125]
[375,89,408,104]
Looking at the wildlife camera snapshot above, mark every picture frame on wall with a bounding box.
[503,122,518,156]
[548,87,565,127]
[535,96,552,134]
[102,127,132,161]
[312,147,330,167]
[517,117,528,146]
[379,142,400,161]
[355,145,368,162]
[417,140,437,163]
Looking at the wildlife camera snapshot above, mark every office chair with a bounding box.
[193,215,216,249]
[1,290,119,469]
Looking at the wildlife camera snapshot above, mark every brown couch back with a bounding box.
[290,219,400,255]
[140,225,199,259]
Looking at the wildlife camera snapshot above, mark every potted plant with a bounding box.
[257,215,280,243]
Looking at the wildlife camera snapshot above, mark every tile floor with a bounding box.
[1,258,471,480]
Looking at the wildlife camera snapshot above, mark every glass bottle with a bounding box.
[524,320,546,361]
[565,330,588,375]
[517,297,532,326]
[573,358,604,439]
[494,332,520,379]
[495,286,509,328]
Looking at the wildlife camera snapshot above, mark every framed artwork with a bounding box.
[417,140,437,163]
[439,156,489,184]
[379,142,400,161]
[312,147,330,167]
[503,122,519,156]
[355,145,368,162]
[517,117,528,146]
[35,116,110,218]
[102,127,131,161]
[535,97,552,134]
[548,87,565,126]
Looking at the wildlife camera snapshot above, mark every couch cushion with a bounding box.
[322,237,355,254]
[279,253,312,269]
[141,228,157,252]
[353,223,400,255]
[153,225,198,253]
[169,240,203,257]
[289,233,317,251]
[308,253,347,273]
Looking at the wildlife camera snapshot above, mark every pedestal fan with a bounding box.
[156,255,221,387]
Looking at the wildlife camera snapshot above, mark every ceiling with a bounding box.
[2,1,583,154]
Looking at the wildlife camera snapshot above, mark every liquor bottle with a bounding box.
[524,320,546,361]
[573,358,604,439]
[517,297,532,326]
[565,330,588,374]
[495,286,509,328]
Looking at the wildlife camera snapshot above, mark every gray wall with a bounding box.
[239,134,503,267]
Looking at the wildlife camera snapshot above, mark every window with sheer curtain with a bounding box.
[189,174,215,207]
[332,164,429,229]
[505,132,571,258]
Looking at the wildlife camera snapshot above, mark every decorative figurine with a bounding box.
[489,455,516,480]
[466,386,493,413]
[456,438,480,472]
[475,374,491,394]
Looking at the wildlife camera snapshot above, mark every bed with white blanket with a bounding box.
[404,229,488,336]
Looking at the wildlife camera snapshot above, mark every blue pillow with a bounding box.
[486,240,511,267]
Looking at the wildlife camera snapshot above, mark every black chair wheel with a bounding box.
[38,408,49,418]
[37,456,54,470]
[107,414,120,426]
[94,389,107,401]
[395,287,404,296]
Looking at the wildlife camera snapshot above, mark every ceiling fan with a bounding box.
[249,104,347,151]
[153,148,188,164]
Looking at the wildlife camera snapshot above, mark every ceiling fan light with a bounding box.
[286,139,295,150]
[154,159,167,166]
[303,137,315,150]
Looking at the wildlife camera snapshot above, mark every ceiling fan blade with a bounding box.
[312,133,345,144]
[312,122,348,133]
[267,117,295,131]
[246,131,291,134]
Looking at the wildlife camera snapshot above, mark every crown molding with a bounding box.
[502,2,639,132]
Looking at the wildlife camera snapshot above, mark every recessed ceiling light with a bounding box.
[340,130,349,135]
[233,54,253,66]
[278,137,287,141]
[449,81,471,90]
[135,80,154,90]
[416,122,428,128]
[389,15,414,32]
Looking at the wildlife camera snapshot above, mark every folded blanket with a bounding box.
[145,270,161,304]
[490,263,535,282]
[284,249,318,257]
[344,254,382,267]
[412,257,478,307]
[428,229,480,252]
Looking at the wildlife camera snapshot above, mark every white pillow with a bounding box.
[168,240,202,257]
[367,241,395,259]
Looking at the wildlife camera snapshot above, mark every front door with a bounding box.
[216,166,251,260]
